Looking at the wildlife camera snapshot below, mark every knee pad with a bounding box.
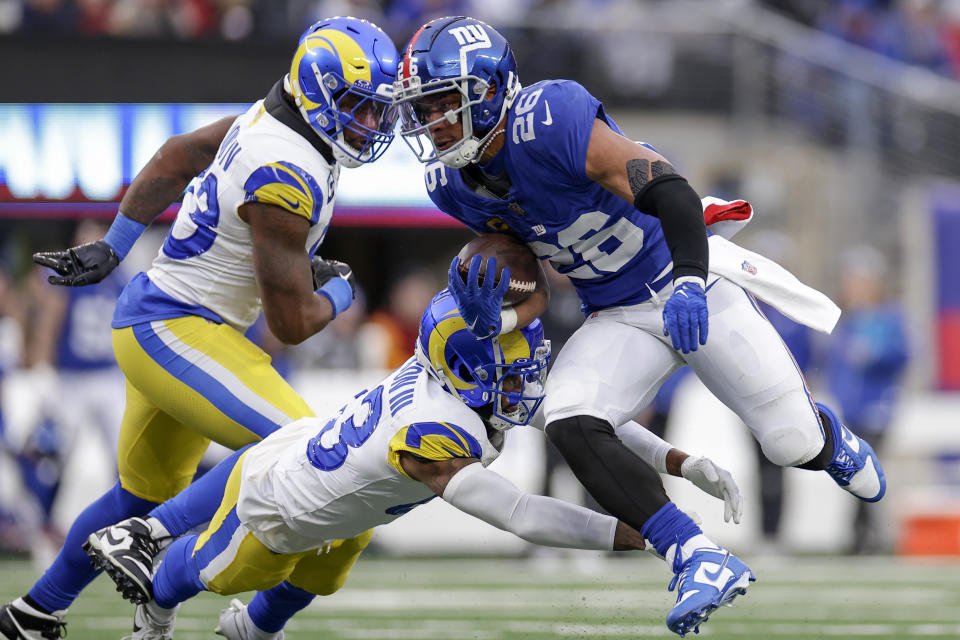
[758,425,824,467]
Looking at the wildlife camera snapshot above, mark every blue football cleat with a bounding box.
[818,402,886,503]
[666,546,754,637]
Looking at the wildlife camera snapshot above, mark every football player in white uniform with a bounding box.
[84,289,745,640]
[3,17,399,640]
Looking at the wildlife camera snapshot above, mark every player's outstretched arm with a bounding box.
[615,420,743,524]
[241,201,345,344]
[398,452,646,551]
[585,120,709,354]
[32,115,237,286]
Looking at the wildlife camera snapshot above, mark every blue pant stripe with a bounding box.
[132,322,281,438]
[193,507,242,573]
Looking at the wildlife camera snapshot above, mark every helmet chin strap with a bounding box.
[332,143,365,168]
[287,73,369,168]
[439,137,480,169]
[439,74,518,169]
[488,402,526,432]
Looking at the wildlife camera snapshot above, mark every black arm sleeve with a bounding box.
[634,174,708,281]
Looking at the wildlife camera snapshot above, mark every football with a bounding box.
[456,233,539,306]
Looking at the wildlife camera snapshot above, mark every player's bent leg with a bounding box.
[816,402,886,502]
[686,280,825,467]
[113,318,312,523]
[114,319,313,450]
[286,529,373,596]
[86,445,254,604]
[12,481,157,621]
[222,532,373,639]
[171,451,315,605]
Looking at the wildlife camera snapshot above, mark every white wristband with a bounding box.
[499,307,518,334]
[674,275,706,289]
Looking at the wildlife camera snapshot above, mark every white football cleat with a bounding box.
[0,598,66,640]
[665,541,754,637]
[123,602,178,640]
[84,517,162,604]
[215,599,284,640]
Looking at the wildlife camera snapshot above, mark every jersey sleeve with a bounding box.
[517,80,606,184]
[387,420,485,478]
[242,160,326,224]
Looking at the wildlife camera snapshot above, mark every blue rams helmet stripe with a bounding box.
[243,161,325,223]
[415,289,550,431]
[288,16,399,167]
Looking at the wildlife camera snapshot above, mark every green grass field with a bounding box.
[2,554,959,639]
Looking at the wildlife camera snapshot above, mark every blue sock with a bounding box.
[28,481,157,612]
[149,445,252,537]
[640,502,702,558]
[248,581,316,633]
[152,535,206,609]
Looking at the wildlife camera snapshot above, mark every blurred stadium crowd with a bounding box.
[1,0,959,80]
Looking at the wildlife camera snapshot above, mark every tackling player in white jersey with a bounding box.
[3,17,399,640]
[84,289,744,640]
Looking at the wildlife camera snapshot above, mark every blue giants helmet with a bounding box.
[394,16,520,168]
[287,16,399,167]
[416,289,550,431]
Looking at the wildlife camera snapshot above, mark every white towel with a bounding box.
[708,234,841,334]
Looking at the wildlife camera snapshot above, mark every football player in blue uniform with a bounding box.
[3,17,399,640]
[393,16,887,636]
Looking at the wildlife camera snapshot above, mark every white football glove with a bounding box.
[680,456,743,524]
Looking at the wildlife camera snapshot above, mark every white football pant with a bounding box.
[542,277,825,467]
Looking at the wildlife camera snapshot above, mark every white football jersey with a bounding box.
[237,357,502,554]
[147,99,338,331]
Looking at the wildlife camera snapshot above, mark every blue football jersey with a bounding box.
[57,270,127,370]
[425,80,673,313]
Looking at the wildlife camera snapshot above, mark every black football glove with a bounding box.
[33,240,120,286]
[311,257,358,298]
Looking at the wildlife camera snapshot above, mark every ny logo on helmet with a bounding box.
[450,24,490,48]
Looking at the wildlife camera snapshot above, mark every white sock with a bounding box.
[243,607,282,640]
[145,601,178,626]
[144,516,171,539]
[14,597,65,620]
[666,533,721,566]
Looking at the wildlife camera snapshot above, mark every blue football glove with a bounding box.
[448,254,511,339]
[662,278,709,354]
